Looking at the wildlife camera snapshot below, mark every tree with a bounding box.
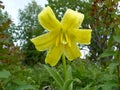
[0,1,23,65]
[9,1,45,65]
[88,0,120,63]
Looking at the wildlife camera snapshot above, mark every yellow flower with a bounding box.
[31,6,92,66]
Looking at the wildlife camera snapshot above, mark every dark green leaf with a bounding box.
[102,82,118,90]
[0,69,11,78]
[99,49,115,58]
[108,63,119,74]
[113,35,120,43]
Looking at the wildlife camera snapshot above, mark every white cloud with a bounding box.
[3,0,48,23]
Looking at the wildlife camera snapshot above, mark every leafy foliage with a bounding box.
[72,59,119,90]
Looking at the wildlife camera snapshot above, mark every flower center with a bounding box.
[55,29,71,47]
[60,33,68,45]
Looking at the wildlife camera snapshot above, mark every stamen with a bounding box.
[65,34,69,43]
[65,34,71,47]
[61,33,67,45]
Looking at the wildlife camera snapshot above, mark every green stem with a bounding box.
[62,54,67,81]
[62,55,73,90]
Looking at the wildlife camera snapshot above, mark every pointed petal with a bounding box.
[38,6,61,31]
[73,29,92,44]
[64,42,81,61]
[31,32,56,51]
[45,45,63,66]
[61,9,84,30]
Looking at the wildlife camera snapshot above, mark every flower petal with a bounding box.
[45,45,63,66]
[61,9,84,30]
[73,29,92,44]
[64,42,81,61]
[38,6,61,31]
[31,32,56,51]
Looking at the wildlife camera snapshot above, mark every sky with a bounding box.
[3,0,48,23]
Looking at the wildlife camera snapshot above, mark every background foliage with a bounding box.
[0,0,120,90]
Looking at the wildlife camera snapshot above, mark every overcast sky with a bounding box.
[3,0,48,23]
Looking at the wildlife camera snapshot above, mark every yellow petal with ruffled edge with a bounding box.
[63,42,81,61]
[45,45,63,66]
[31,32,57,51]
[38,6,61,31]
[61,9,84,30]
[73,29,92,44]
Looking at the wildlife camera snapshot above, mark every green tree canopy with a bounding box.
[9,1,45,65]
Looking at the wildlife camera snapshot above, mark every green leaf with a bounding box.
[63,78,81,90]
[0,69,11,78]
[99,49,115,58]
[108,63,119,74]
[44,65,64,88]
[16,85,36,90]
[113,35,120,43]
[66,65,73,90]
[102,82,118,90]
[13,79,27,85]
[66,65,72,80]
[63,79,73,90]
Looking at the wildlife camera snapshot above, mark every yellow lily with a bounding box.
[31,6,92,66]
